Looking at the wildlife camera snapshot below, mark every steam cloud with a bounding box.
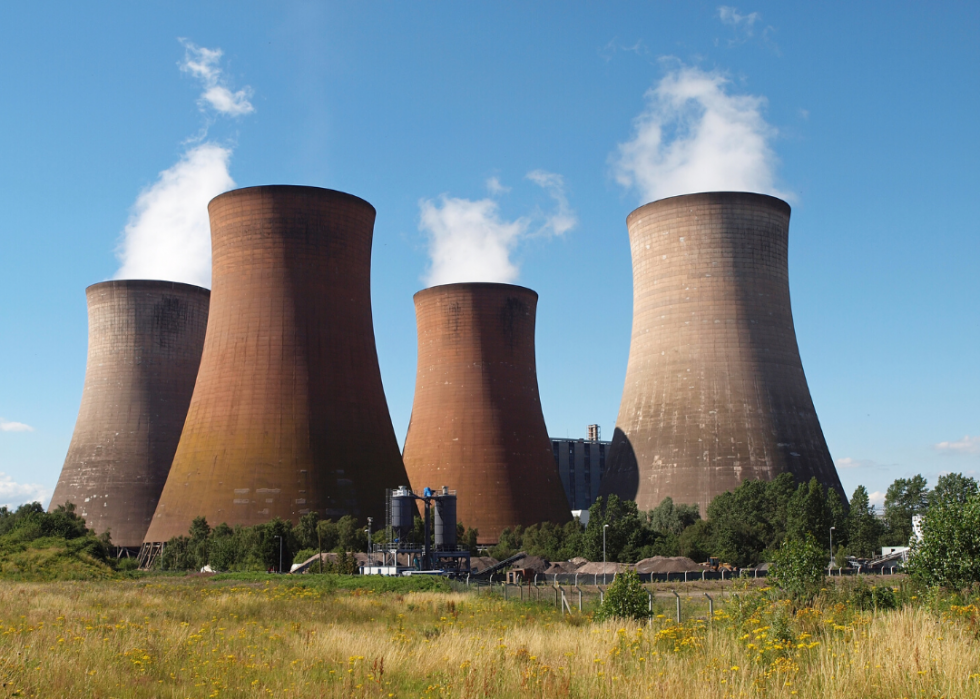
[613,64,787,203]
[420,171,576,287]
[114,40,253,288]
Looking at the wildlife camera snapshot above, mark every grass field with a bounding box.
[1,575,978,698]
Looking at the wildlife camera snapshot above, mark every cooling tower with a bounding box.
[402,283,571,543]
[50,280,209,548]
[144,186,408,542]
[601,192,844,516]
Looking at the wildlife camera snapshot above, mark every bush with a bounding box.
[907,492,980,589]
[594,569,649,621]
[770,534,826,603]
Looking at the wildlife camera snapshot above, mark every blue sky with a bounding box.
[1,3,977,510]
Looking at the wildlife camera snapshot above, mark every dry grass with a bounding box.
[0,576,978,697]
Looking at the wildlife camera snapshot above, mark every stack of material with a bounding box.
[569,557,589,567]
[470,556,499,574]
[634,556,702,574]
[575,561,630,575]
[515,555,550,574]
[543,561,581,575]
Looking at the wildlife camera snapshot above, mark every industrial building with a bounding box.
[144,186,409,543]
[600,192,845,515]
[551,425,609,510]
[401,282,571,544]
[51,280,209,548]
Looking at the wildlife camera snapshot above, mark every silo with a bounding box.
[50,280,209,548]
[144,186,409,543]
[601,192,844,516]
[402,283,571,544]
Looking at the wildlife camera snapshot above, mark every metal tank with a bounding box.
[390,486,416,539]
[402,282,571,544]
[433,487,457,549]
[50,280,209,548]
[144,186,409,542]
[600,192,845,515]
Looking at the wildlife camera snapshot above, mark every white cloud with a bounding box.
[179,39,254,117]
[526,170,577,236]
[486,177,510,195]
[114,143,234,288]
[867,491,885,511]
[935,435,980,455]
[0,472,51,510]
[612,64,787,204]
[0,418,33,432]
[718,6,760,36]
[420,170,577,287]
[420,196,527,286]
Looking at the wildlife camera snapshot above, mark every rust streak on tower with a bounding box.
[601,192,844,515]
[145,186,408,543]
[402,283,571,544]
[51,280,209,548]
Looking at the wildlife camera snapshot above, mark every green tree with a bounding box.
[883,475,930,545]
[770,533,826,603]
[316,520,339,553]
[826,488,849,555]
[846,486,883,559]
[707,475,796,567]
[262,518,295,572]
[907,491,980,589]
[594,569,649,621]
[188,516,211,569]
[786,478,830,546]
[584,495,643,563]
[294,511,320,550]
[647,497,700,536]
[929,473,979,508]
[336,515,367,553]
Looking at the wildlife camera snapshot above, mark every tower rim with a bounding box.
[413,281,538,303]
[627,191,791,226]
[207,184,376,215]
[85,279,211,296]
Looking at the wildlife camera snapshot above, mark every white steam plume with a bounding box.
[613,64,787,203]
[114,144,234,287]
[114,40,253,288]
[420,171,575,287]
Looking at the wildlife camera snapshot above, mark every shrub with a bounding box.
[770,533,825,603]
[594,569,648,621]
[907,492,980,589]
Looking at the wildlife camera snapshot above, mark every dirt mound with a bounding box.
[634,556,701,574]
[569,557,589,567]
[543,561,579,575]
[513,555,550,573]
[470,556,499,573]
[575,562,629,575]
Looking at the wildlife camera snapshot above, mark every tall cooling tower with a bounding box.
[402,283,571,544]
[144,186,408,543]
[50,280,209,548]
[601,192,844,515]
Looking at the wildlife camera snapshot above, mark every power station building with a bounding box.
[551,426,609,510]
[600,192,845,515]
[144,186,409,543]
[402,282,571,543]
[51,280,209,548]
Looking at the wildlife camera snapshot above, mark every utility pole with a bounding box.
[603,523,609,586]
[275,535,283,574]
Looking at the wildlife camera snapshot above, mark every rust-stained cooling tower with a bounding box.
[144,186,408,543]
[402,283,571,543]
[601,192,844,515]
[51,280,209,548]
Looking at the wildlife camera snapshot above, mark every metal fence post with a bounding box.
[647,589,653,626]
[671,590,681,623]
[704,592,713,620]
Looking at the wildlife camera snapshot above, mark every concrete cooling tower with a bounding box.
[144,186,409,543]
[401,283,571,543]
[600,192,844,516]
[50,280,209,548]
